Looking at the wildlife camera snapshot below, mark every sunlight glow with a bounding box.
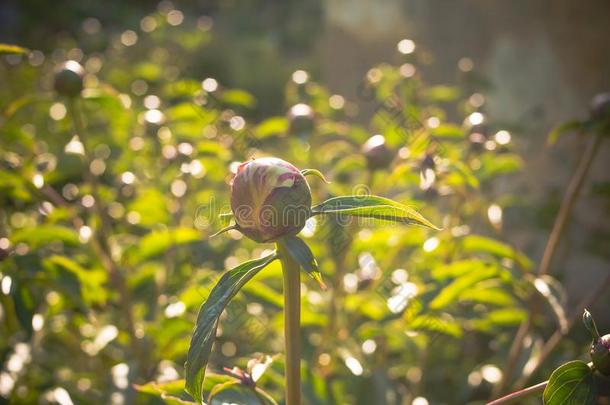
[423,237,439,252]
[79,226,93,243]
[165,301,186,318]
[202,78,218,92]
[494,130,512,145]
[487,204,503,228]
[292,70,309,84]
[467,112,484,126]
[345,356,363,376]
[49,103,67,120]
[481,365,502,383]
[397,39,416,54]
[32,173,44,189]
[362,339,377,354]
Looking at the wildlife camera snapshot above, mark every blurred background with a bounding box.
[1,0,610,404]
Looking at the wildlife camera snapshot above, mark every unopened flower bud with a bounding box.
[230,157,312,243]
[362,135,394,170]
[591,334,610,376]
[54,61,85,97]
[288,103,315,136]
[590,93,610,121]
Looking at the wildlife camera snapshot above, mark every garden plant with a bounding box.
[0,6,609,404]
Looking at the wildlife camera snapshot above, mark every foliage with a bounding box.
[0,4,608,405]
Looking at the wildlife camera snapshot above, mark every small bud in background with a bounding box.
[288,103,315,137]
[53,60,85,97]
[230,157,312,243]
[591,334,610,376]
[362,135,394,170]
[590,93,610,121]
[584,310,610,376]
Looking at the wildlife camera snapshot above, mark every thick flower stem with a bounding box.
[277,241,302,405]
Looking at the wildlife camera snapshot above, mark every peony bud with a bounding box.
[591,334,610,376]
[362,135,394,170]
[590,93,610,121]
[230,157,312,243]
[288,103,315,136]
[54,60,85,97]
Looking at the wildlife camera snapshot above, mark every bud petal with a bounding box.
[591,334,610,376]
[230,157,312,243]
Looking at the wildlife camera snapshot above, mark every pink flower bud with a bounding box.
[230,157,312,243]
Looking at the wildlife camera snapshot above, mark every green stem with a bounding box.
[277,241,302,405]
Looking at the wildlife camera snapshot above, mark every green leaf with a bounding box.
[129,227,201,265]
[431,124,465,139]
[407,314,463,338]
[11,225,79,249]
[458,287,516,307]
[254,117,288,138]
[0,43,29,55]
[135,379,198,404]
[429,266,499,310]
[44,255,107,306]
[478,154,524,180]
[543,360,597,405]
[311,195,439,230]
[461,235,532,270]
[280,235,326,289]
[209,383,274,405]
[424,85,461,102]
[547,120,584,145]
[221,89,256,109]
[185,252,278,404]
[301,169,330,184]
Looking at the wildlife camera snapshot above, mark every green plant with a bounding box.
[184,157,438,404]
[1,7,609,403]
[489,309,610,404]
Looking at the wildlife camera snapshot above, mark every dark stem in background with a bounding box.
[512,272,610,389]
[492,133,603,396]
[67,99,146,378]
[277,241,302,405]
[487,381,547,405]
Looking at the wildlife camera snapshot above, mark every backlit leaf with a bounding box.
[185,252,277,403]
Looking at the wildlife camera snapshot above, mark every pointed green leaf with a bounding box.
[0,43,29,55]
[429,266,499,310]
[543,360,597,405]
[185,252,277,404]
[461,234,533,270]
[280,235,326,289]
[311,195,439,230]
[547,120,584,145]
[300,169,330,183]
[11,225,79,249]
